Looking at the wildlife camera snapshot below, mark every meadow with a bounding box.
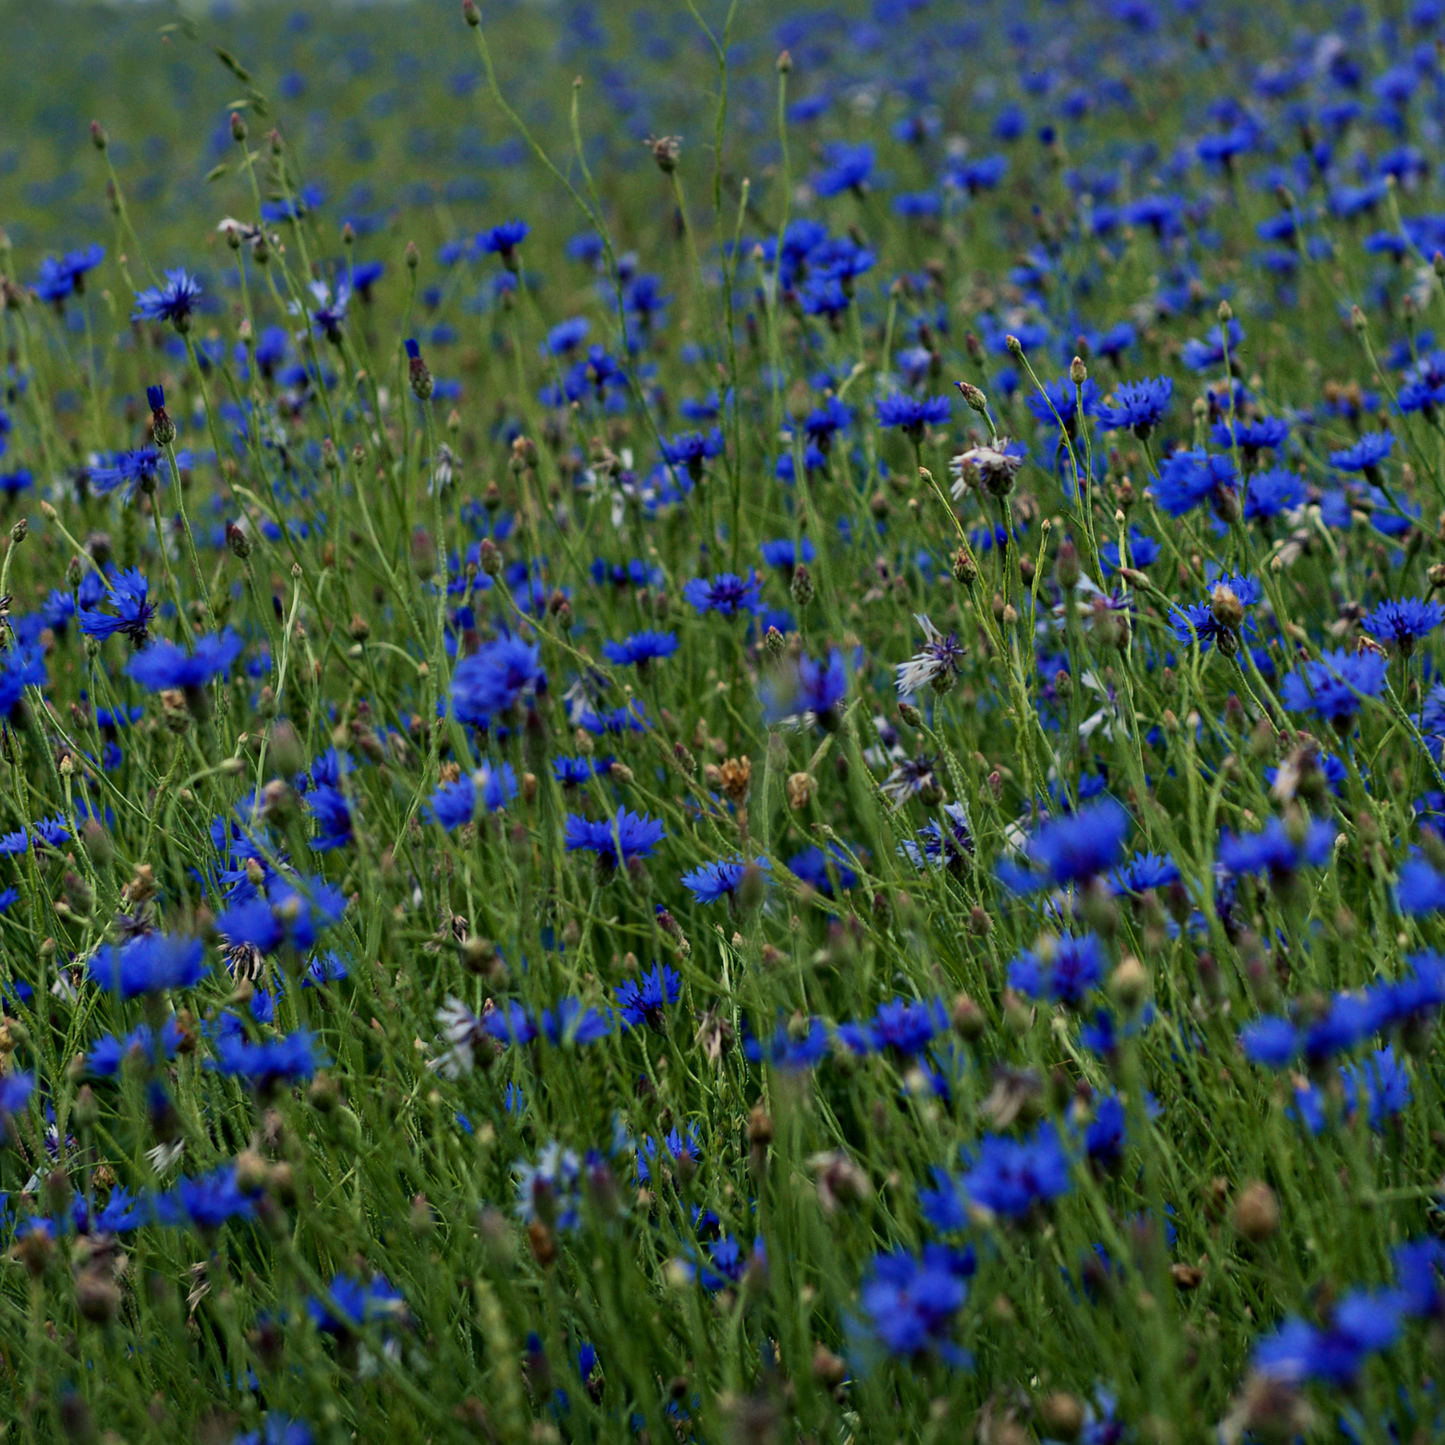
[1,0,1445,1441]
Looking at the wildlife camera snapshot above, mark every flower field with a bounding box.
[2,0,1445,1441]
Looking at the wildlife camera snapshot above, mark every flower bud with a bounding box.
[1069,355,1088,386]
[1210,584,1244,632]
[956,380,989,415]
[90,120,108,150]
[230,112,248,143]
[789,562,814,608]
[1233,1181,1280,1242]
[952,547,977,587]
[764,625,785,656]
[462,0,481,24]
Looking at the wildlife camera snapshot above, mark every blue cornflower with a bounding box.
[131,268,203,331]
[215,875,347,955]
[542,317,590,356]
[126,631,244,692]
[615,963,682,1030]
[877,392,951,441]
[0,1071,36,1136]
[803,396,852,447]
[87,1019,184,1077]
[484,1001,540,1046]
[1097,376,1173,436]
[1362,597,1444,653]
[1111,851,1181,895]
[1006,933,1106,1007]
[602,630,679,668]
[1219,817,1335,881]
[78,567,156,644]
[858,1245,973,1363]
[683,571,762,617]
[1152,448,1238,517]
[427,761,518,830]
[744,1017,829,1070]
[564,807,665,869]
[1244,468,1307,521]
[1240,1015,1300,1068]
[0,646,46,721]
[304,951,349,987]
[800,277,851,320]
[553,756,604,787]
[1280,648,1388,725]
[660,429,724,478]
[210,1029,321,1091]
[477,219,530,260]
[957,1124,1072,1219]
[308,1273,406,1334]
[515,1142,583,1229]
[154,1165,262,1230]
[308,280,351,344]
[1211,415,1289,459]
[1085,1096,1129,1169]
[1397,857,1445,914]
[38,244,105,301]
[231,1415,313,1445]
[759,537,816,571]
[305,785,354,852]
[91,446,179,504]
[1026,377,1101,436]
[540,998,611,1047]
[798,650,847,718]
[0,814,69,856]
[88,933,206,999]
[637,1126,701,1186]
[838,998,947,1057]
[1180,317,1244,372]
[1170,573,1260,650]
[1254,1291,1406,1388]
[787,843,858,896]
[814,141,874,197]
[1341,1046,1412,1129]
[0,468,33,498]
[998,798,1131,893]
[1329,431,1394,473]
[452,634,546,727]
[680,857,769,905]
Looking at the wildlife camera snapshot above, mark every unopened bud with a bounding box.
[1069,355,1088,386]
[230,112,248,143]
[790,562,814,608]
[956,380,988,414]
[1233,1181,1280,1242]
[776,49,792,73]
[462,0,481,24]
[1210,584,1244,632]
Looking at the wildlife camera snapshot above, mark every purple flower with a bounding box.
[427,762,518,829]
[477,220,530,257]
[1007,932,1106,1007]
[602,630,679,668]
[998,799,1130,893]
[958,1124,1072,1218]
[1218,817,1335,881]
[798,649,847,717]
[1362,597,1444,653]
[210,1029,321,1091]
[838,998,946,1057]
[858,1245,973,1362]
[1098,376,1172,436]
[1280,648,1388,725]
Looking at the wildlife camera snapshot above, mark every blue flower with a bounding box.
[477,219,530,256]
[744,1018,829,1069]
[131,268,203,330]
[452,635,546,727]
[615,963,681,1030]
[0,646,45,721]
[484,1001,539,1046]
[759,537,817,570]
[1329,431,1394,473]
[210,1030,321,1091]
[838,998,946,1056]
[786,843,858,897]
[0,1071,36,1135]
[91,447,185,504]
[1211,415,1289,457]
[78,567,156,643]
[1152,448,1238,517]
[1341,1046,1412,1129]
[1097,376,1172,435]
[231,1414,313,1445]
[87,1019,183,1077]
[1255,1291,1407,1387]
[1362,597,1444,652]
[1244,468,1307,521]
[858,1245,973,1363]
[1239,1016,1300,1068]
[798,649,847,717]
[1027,377,1101,435]
[1397,857,1445,914]
[1218,817,1335,880]
[683,572,761,617]
[427,762,518,829]
[958,1124,1072,1218]
[877,393,951,441]
[1084,1096,1129,1169]
[602,630,679,667]
[154,1165,261,1230]
[660,429,724,477]
[1110,851,1180,895]
[814,141,874,197]
[126,631,244,692]
[998,799,1130,893]
[1180,318,1244,372]
[680,857,769,905]
[215,876,347,955]
[304,785,354,852]
[1006,933,1106,1007]
[540,998,611,1047]
[564,808,665,869]
[88,933,206,999]
[308,1273,406,1334]
[1280,648,1388,725]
